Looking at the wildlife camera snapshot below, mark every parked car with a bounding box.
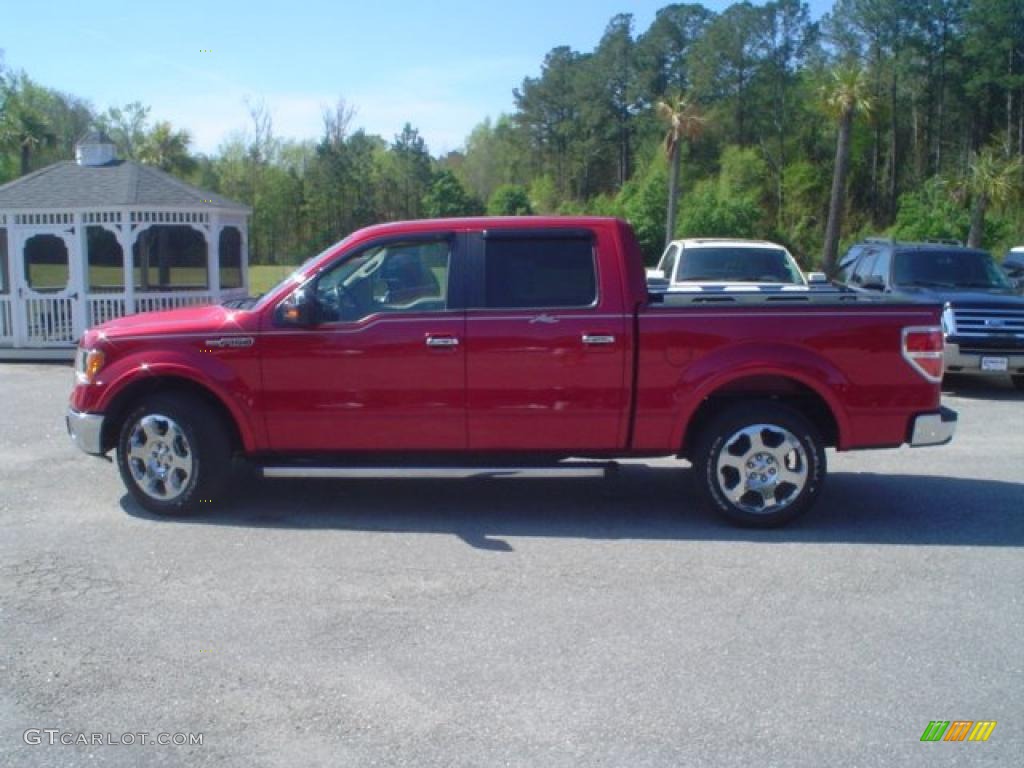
[67,217,956,527]
[1003,247,1024,292]
[647,238,827,292]
[836,238,1024,389]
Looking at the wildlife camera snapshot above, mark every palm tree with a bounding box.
[820,65,872,276]
[962,147,1022,248]
[0,86,56,176]
[138,121,196,176]
[656,94,705,248]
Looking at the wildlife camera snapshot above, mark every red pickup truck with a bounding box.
[67,217,956,526]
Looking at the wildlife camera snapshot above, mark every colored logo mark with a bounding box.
[920,721,997,742]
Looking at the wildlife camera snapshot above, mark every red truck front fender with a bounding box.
[90,349,262,453]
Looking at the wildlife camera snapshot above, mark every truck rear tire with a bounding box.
[116,393,231,515]
[693,402,826,527]
[1012,375,1024,392]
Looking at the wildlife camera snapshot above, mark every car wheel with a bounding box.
[694,402,826,528]
[1012,375,1024,392]
[116,393,231,515]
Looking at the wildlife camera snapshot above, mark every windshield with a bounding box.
[249,238,353,310]
[893,249,1012,290]
[676,247,804,285]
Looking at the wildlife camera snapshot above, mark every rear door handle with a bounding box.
[426,335,459,348]
[582,334,616,346]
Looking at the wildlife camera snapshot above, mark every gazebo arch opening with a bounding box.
[87,226,124,293]
[219,226,243,290]
[24,234,69,292]
[133,225,208,291]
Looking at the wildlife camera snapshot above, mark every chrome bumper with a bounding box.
[66,408,106,455]
[944,341,1024,375]
[910,407,958,447]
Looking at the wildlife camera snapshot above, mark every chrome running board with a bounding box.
[260,463,615,480]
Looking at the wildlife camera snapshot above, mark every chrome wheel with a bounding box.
[126,413,194,501]
[715,423,808,515]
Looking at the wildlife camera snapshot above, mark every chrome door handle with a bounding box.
[582,334,615,345]
[426,336,459,347]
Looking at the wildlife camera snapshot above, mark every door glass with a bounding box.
[662,246,679,281]
[851,249,879,285]
[315,240,450,322]
[483,237,596,308]
[24,234,69,292]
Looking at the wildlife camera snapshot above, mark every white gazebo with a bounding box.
[0,131,250,358]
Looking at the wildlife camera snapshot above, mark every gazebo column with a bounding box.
[72,213,89,335]
[8,227,25,347]
[240,221,250,294]
[120,220,135,315]
[208,214,221,299]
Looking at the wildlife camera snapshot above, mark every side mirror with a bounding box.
[646,268,666,280]
[807,271,828,284]
[274,287,319,327]
[861,275,886,291]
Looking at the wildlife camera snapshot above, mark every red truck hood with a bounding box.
[83,303,254,344]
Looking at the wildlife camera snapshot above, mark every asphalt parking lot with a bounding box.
[1,362,1021,767]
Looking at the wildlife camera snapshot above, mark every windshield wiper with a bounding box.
[223,295,262,309]
[900,280,957,289]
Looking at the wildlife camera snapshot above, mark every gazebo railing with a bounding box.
[134,291,221,315]
[26,296,76,345]
[87,296,126,327]
[86,289,249,329]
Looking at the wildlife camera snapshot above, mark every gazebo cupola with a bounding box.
[75,130,118,167]
[0,130,251,358]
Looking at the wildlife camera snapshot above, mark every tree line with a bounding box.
[3,0,1024,271]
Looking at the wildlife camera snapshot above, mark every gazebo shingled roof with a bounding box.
[0,160,249,211]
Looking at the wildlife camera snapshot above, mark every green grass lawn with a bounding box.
[248,264,295,295]
[22,264,289,295]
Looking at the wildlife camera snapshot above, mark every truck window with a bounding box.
[660,245,680,281]
[676,247,803,284]
[483,237,596,308]
[850,248,880,284]
[893,249,1012,289]
[315,239,450,322]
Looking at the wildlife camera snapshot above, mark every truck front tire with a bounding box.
[116,393,231,515]
[693,402,826,527]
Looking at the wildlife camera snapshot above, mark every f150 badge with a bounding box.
[203,337,254,348]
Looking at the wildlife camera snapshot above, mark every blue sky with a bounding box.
[3,0,834,156]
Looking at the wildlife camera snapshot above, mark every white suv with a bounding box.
[648,239,824,292]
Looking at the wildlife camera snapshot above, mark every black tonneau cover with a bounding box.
[648,288,938,308]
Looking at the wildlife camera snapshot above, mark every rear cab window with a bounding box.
[478,234,598,309]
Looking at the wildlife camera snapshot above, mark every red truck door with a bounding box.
[464,228,629,451]
[258,234,467,452]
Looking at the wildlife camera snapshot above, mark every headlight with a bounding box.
[75,348,106,384]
